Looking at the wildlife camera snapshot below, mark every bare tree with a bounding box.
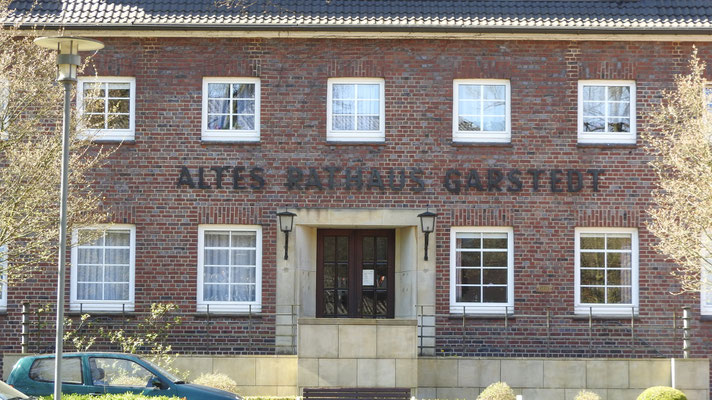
[644,48,712,293]
[0,0,112,284]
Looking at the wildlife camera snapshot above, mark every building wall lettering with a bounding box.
[177,165,604,193]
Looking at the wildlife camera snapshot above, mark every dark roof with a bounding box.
[6,0,712,32]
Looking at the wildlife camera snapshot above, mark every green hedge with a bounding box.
[637,386,687,400]
[39,394,182,400]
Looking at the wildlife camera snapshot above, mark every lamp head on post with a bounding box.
[277,210,297,260]
[33,37,104,82]
[418,208,438,261]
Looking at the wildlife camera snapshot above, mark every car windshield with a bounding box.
[138,357,181,383]
[0,380,28,399]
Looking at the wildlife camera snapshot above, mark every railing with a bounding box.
[416,305,691,358]
[21,303,299,356]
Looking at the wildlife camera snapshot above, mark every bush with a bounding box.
[40,394,181,400]
[575,390,602,400]
[192,372,240,394]
[477,382,516,400]
[637,386,687,400]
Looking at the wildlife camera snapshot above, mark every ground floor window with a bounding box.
[316,229,395,318]
[70,225,136,312]
[575,227,638,315]
[449,227,514,314]
[197,225,262,313]
[0,245,6,312]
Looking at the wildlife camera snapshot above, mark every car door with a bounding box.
[90,356,173,397]
[24,356,94,396]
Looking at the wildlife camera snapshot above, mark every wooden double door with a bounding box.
[316,229,395,318]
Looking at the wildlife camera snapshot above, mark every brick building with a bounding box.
[2,1,712,399]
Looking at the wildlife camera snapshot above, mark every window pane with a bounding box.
[483,269,507,284]
[207,115,229,130]
[581,252,605,268]
[205,249,229,266]
[581,287,605,303]
[483,234,508,249]
[233,115,255,130]
[459,85,480,100]
[104,283,129,300]
[483,286,507,303]
[104,265,129,282]
[78,248,103,264]
[457,268,480,284]
[333,84,354,99]
[88,114,105,129]
[458,116,481,131]
[78,265,102,282]
[231,284,256,302]
[232,249,256,266]
[607,252,631,269]
[324,237,335,262]
[608,86,630,101]
[30,358,83,384]
[232,83,255,98]
[337,237,348,261]
[607,269,631,285]
[105,249,129,265]
[107,83,130,98]
[204,284,229,301]
[208,83,230,98]
[208,100,230,114]
[232,267,256,284]
[458,252,480,267]
[607,118,630,132]
[357,116,379,130]
[78,283,102,300]
[583,118,605,132]
[333,100,354,114]
[457,236,481,249]
[483,85,505,100]
[608,102,630,117]
[607,235,632,250]
[333,115,354,130]
[607,287,632,304]
[584,86,605,101]
[108,99,129,113]
[483,101,505,116]
[107,115,129,130]
[581,269,605,285]
[232,233,256,247]
[457,286,480,303]
[483,252,507,267]
[205,232,230,247]
[580,235,605,250]
[233,100,255,114]
[357,100,379,114]
[85,99,105,113]
[93,358,155,387]
[483,116,505,132]
[458,100,480,115]
[583,101,604,116]
[357,84,379,100]
[205,266,229,283]
[84,83,105,97]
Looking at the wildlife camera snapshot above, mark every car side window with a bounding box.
[29,358,83,384]
[91,358,157,387]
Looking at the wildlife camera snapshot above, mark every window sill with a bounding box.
[88,139,136,145]
[577,143,637,149]
[571,314,639,320]
[698,314,712,321]
[66,310,134,316]
[201,139,261,145]
[450,141,513,147]
[325,140,386,146]
[69,304,135,314]
[447,313,514,319]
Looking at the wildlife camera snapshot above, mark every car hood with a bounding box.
[175,383,241,400]
[0,381,29,400]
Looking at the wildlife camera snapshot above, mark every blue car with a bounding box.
[6,353,242,400]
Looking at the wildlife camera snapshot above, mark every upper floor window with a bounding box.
[197,225,262,313]
[327,78,385,142]
[70,225,136,312]
[77,77,136,142]
[453,80,511,143]
[450,227,514,314]
[0,245,6,312]
[578,80,636,144]
[575,228,639,316]
[701,269,712,316]
[202,78,260,142]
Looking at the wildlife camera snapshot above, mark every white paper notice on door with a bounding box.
[362,269,375,286]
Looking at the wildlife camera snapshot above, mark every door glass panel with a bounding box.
[376,290,388,316]
[324,289,335,315]
[336,289,349,316]
[363,237,374,262]
[336,237,348,261]
[376,237,387,261]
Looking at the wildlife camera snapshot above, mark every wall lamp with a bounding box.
[418,208,438,261]
[277,210,296,260]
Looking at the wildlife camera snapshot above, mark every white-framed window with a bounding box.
[453,79,511,143]
[701,268,712,316]
[202,78,260,142]
[450,227,514,314]
[0,245,7,312]
[578,80,636,144]
[77,77,136,142]
[326,78,385,142]
[0,77,9,139]
[575,228,639,316]
[70,225,136,312]
[197,225,262,313]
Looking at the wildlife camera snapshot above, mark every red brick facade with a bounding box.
[1,37,710,377]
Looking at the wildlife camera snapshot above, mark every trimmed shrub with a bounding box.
[192,372,240,394]
[477,382,516,400]
[575,390,602,400]
[637,386,687,400]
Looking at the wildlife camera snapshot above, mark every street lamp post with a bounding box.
[33,36,103,400]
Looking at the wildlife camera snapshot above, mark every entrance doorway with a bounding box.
[316,229,395,318]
